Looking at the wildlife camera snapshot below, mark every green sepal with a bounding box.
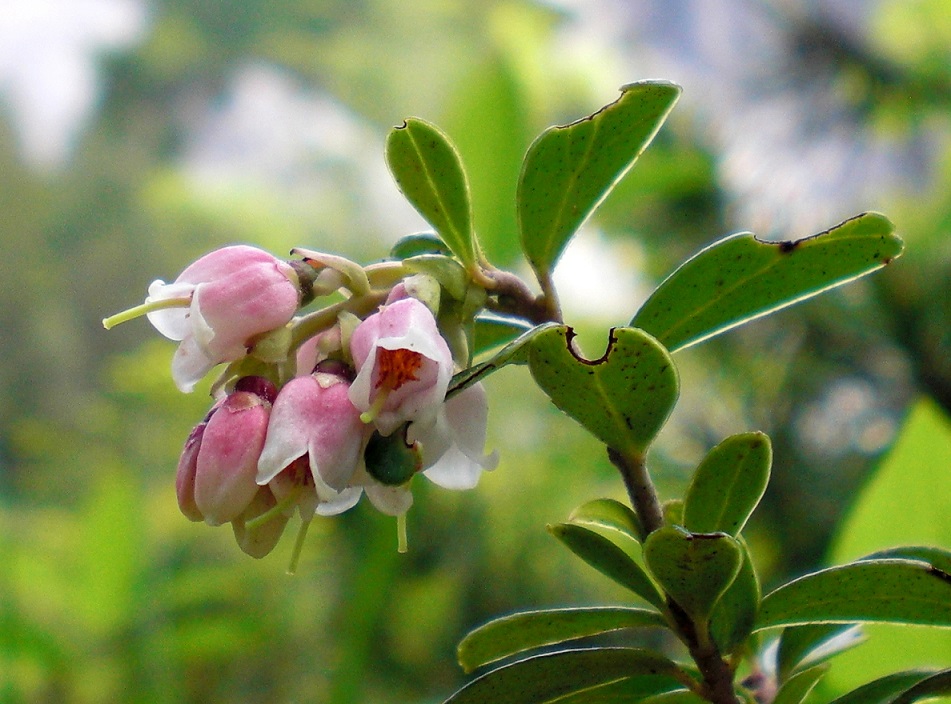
[683,432,772,536]
[457,606,668,673]
[755,559,951,630]
[517,81,681,277]
[549,522,665,609]
[403,254,470,300]
[385,118,477,267]
[631,212,903,352]
[528,325,679,458]
[442,647,686,704]
[643,526,743,627]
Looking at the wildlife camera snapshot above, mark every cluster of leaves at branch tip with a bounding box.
[393,79,949,704]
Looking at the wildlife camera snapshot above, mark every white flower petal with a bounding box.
[145,280,194,340]
[364,483,413,516]
[422,444,487,490]
[315,487,363,516]
[171,336,217,393]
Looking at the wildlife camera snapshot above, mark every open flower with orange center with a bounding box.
[348,297,454,436]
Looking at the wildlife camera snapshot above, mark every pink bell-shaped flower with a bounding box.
[176,376,276,526]
[348,298,453,436]
[145,245,302,392]
[256,370,366,514]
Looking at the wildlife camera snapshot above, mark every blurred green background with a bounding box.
[1,1,949,701]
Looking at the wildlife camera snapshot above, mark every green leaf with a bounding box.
[772,664,829,704]
[777,624,865,683]
[683,432,772,536]
[442,647,685,704]
[631,212,903,352]
[863,546,951,575]
[549,522,665,609]
[891,669,951,703]
[551,676,684,704]
[471,313,535,358]
[756,559,951,631]
[568,498,645,544]
[389,231,452,259]
[457,607,668,673]
[528,326,679,457]
[827,670,941,704]
[517,81,681,276]
[710,537,760,655]
[385,118,476,267]
[643,526,743,626]
[826,400,951,693]
[447,321,560,398]
[640,691,710,704]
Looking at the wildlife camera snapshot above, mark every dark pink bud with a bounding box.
[193,388,272,526]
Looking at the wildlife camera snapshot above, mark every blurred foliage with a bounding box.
[1,0,950,702]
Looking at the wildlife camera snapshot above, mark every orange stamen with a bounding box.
[375,348,423,391]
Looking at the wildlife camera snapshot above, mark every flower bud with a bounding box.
[190,377,274,526]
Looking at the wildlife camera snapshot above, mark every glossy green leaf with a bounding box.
[827,400,951,693]
[471,313,535,357]
[551,675,684,704]
[710,537,760,655]
[643,526,743,625]
[683,432,772,536]
[631,212,902,352]
[447,322,559,398]
[772,664,829,704]
[568,498,644,543]
[891,669,951,703]
[549,522,665,609]
[528,326,679,457]
[827,670,941,704]
[457,607,668,673]
[863,546,951,575]
[756,559,951,630]
[385,118,476,267]
[640,690,709,704]
[442,647,684,704]
[777,624,864,683]
[517,81,681,275]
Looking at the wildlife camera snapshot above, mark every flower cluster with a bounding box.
[105,245,497,562]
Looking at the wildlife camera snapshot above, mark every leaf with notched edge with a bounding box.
[631,212,902,352]
[528,325,679,458]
